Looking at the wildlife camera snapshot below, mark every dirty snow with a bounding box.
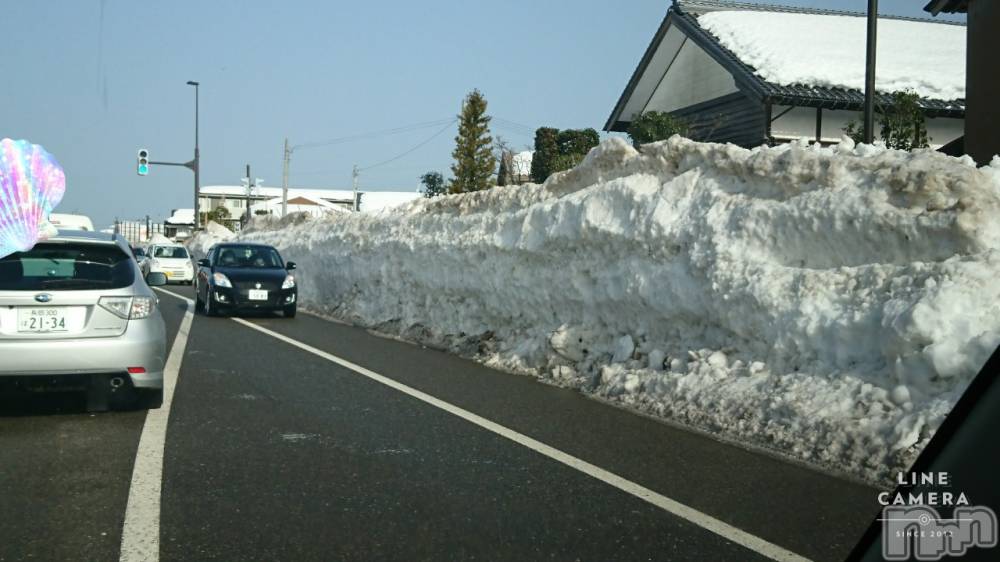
[240,136,1000,483]
[698,11,966,101]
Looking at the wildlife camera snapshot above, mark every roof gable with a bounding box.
[605,0,966,131]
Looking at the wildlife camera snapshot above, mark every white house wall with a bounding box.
[771,105,964,148]
[619,24,688,122]
[644,37,739,114]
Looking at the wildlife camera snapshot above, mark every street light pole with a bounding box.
[187,80,201,229]
[863,0,878,144]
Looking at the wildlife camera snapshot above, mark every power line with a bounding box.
[294,118,455,151]
[359,119,457,172]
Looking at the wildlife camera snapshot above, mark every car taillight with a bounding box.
[98,296,155,319]
[127,367,146,374]
[130,296,155,319]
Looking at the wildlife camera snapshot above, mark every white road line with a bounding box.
[119,291,194,562]
[155,289,810,562]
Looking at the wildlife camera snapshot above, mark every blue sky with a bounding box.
[1,1,963,227]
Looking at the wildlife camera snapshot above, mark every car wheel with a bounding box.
[204,292,217,317]
[195,290,204,313]
[283,305,297,318]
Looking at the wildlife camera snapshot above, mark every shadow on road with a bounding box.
[0,392,92,417]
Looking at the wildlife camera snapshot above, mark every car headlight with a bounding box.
[282,274,295,289]
[99,296,156,319]
[213,272,232,288]
[184,261,193,269]
[150,259,160,268]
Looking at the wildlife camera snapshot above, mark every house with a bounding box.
[198,185,422,229]
[253,195,351,218]
[605,0,966,149]
[925,0,999,164]
[164,209,195,241]
[498,150,534,185]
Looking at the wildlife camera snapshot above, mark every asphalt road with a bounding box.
[0,285,882,562]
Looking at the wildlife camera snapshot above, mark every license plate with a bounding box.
[18,308,69,333]
[248,289,268,301]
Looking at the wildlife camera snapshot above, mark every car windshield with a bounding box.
[0,242,135,291]
[214,246,283,268]
[153,246,189,259]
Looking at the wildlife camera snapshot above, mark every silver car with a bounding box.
[0,230,168,410]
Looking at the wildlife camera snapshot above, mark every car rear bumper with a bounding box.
[0,318,166,389]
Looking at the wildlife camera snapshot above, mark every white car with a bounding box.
[147,244,194,284]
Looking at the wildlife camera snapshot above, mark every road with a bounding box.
[0,285,881,562]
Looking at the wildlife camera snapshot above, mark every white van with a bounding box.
[49,213,96,232]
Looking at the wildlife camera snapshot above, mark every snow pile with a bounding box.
[146,233,174,246]
[185,220,234,258]
[698,11,966,101]
[242,137,1000,482]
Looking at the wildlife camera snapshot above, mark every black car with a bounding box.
[194,242,297,318]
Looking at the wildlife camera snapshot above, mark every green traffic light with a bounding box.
[138,164,149,175]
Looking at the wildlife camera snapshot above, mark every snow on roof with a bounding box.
[512,151,533,177]
[358,191,422,213]
[200,185,353,201]
[259,195,350,212]
[166,208,195,225]
[696,10,966,101]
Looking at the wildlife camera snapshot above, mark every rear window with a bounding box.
[0,242,135,291]
[153,246,189,259]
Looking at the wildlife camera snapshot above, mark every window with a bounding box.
[153,246,190,259]
[0,242,135,290]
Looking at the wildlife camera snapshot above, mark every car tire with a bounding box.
[283,305,297,318]
[204,294,216,317]
[195,291,204,313]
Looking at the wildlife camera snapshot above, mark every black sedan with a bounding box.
[194,242,297,318]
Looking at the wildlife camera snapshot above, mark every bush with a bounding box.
[844,90,930,151]
[420,171,446,198]
[627,111,689,147]
[531,127,599,181]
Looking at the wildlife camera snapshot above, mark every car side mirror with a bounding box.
[197,259,211,267]
[286,261,296,271]
[146,272,168,287]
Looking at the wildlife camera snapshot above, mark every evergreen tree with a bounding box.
[420,171,446,198]
[450,90,496,193]
[497,151,514,186]
[530,127,559,183]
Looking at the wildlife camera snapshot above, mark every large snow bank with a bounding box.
[242,137,1000,482]
[698,11,966,101]
[185,220,234,258]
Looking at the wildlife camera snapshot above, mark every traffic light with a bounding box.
[137,149,150,176]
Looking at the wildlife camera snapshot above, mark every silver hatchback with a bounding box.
[0,230,168,411]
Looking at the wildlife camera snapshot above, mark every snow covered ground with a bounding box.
[231,137,999,483]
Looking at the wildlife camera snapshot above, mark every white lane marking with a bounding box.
[155,289,810,562]
[119,290,194,562]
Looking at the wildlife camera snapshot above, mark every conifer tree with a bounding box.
[450,90,496,193]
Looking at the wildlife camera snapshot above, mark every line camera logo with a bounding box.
[880,472,998,560]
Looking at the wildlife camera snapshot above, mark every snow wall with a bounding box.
[241,136,1000,483]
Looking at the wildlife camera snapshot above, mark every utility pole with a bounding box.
[352,164,359,212]
[863,0,878,144]
[187,81,201,229]
[242,164,254,224]
[282,138,290,217]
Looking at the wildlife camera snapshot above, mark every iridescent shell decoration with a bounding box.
[0,138,66,258]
